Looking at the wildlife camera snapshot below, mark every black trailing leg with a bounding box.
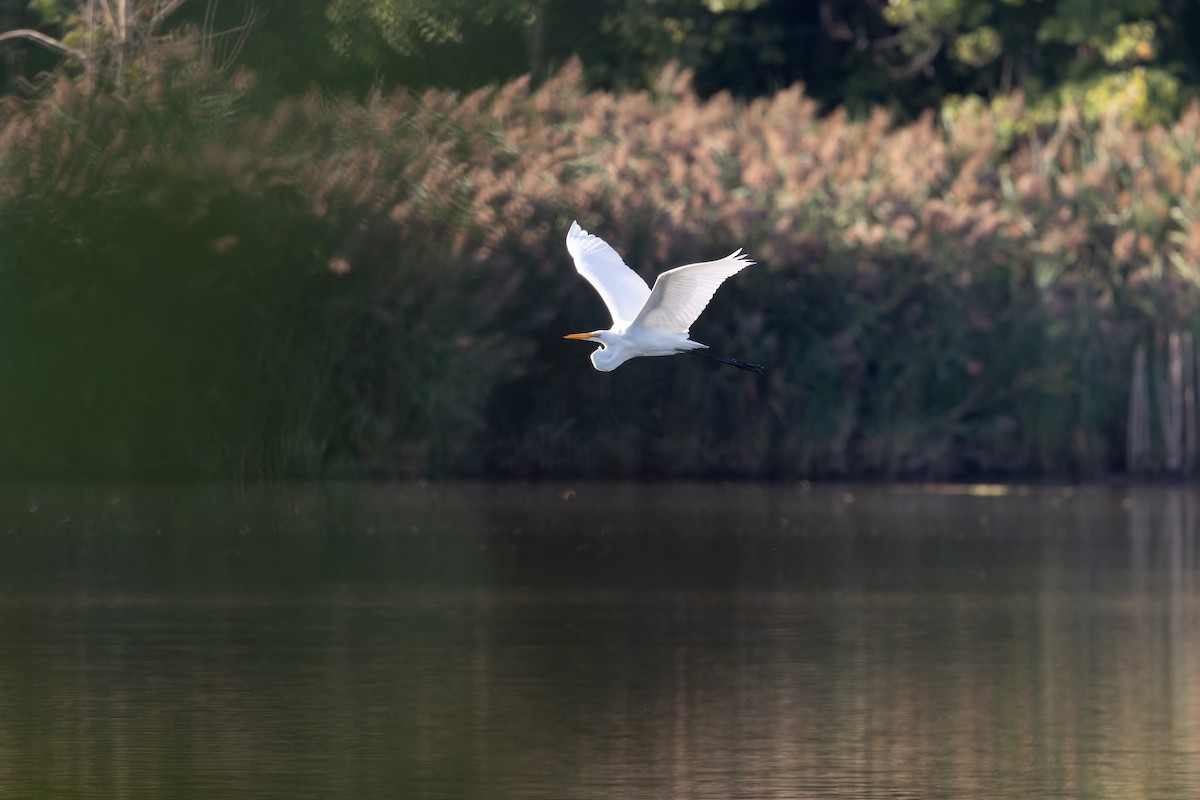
[685,349,766,374]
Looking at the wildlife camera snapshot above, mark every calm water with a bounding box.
[1,482,1198,799]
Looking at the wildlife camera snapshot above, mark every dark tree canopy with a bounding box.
[5,0,1199,120]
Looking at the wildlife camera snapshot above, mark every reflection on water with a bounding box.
[1,483,1199,799]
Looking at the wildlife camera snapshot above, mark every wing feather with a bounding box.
[566,221,650,328]
[629,250,754,335]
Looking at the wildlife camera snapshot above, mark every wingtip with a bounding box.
[567,219,585,245]
[567,220,599,257]
[730,248,755,268]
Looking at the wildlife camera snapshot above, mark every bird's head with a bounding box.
[563,330,628,372]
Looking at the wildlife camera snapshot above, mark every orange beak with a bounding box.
[563,333,597,341]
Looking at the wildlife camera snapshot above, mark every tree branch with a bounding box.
[819,1,854,42]
[0,29,89,64]
[118,0,128,44]
[96,0,120,36]
[150,0,189,33]
[880,35,942,80]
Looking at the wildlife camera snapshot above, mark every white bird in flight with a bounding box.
[563,221,764,373]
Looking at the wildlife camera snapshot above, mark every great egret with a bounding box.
[563,221,764,373]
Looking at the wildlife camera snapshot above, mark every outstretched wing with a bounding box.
[629,250,754,335]
[566,221,651,328]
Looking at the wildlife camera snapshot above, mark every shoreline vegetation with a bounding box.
[4,47,1200,480]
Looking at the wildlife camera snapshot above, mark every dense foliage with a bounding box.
[6,0,1200,118]
[3,49,1200,478]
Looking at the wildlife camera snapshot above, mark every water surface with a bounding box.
[1,482,1198,799]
